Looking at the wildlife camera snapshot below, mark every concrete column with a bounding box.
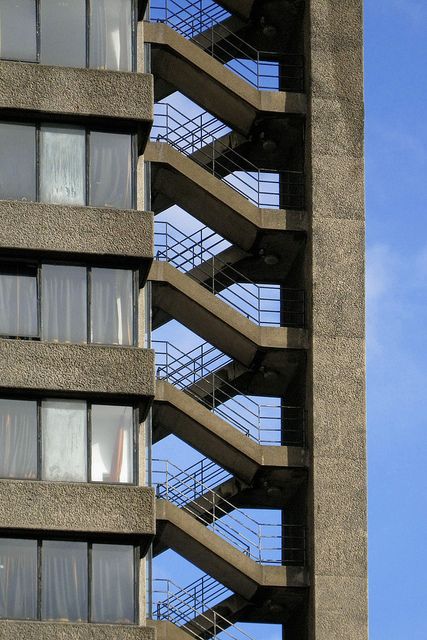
[306,1,367,638]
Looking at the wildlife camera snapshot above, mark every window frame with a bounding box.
[0,260,139,347]
[0,0,138,72]
[0,535,139,624]
[0,119,137,209]
[0,396,138,485]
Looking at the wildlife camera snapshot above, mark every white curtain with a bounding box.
[0,270,38,337]
[91,544,134,623]
[42,541,87,622]
[91,268,133,345]
[42,400,87,482]
[0,399,37,479]
[0,538,37,620]
[91,404,133,483]
[90,0,132,71]
[40,126,85,205]
[41,265,87,343]
[89,131,132,209]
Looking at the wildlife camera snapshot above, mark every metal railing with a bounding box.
[152,102,305,210]
[152,576,230,627]
[153,458,305,565]
[155,457,232,504]
[154,341,305,446]
[155,221,305,327]
[152,578,250,640]
[149,0,304,92]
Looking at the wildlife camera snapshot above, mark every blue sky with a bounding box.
[366,0,427,637]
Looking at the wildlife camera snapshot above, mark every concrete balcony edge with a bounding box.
[0,620,155,640]
[0,340,155,404]
[0,480,155,542]
[0,60,153,131]
[0,200,154,272]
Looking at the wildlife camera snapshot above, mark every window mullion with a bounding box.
[37,400,42,480]
[37,540,42,621]
[86,0,90,69]
[88,542,92,622]
[36,0,41,63]
[87,267,91,344]
[87,403,91,483]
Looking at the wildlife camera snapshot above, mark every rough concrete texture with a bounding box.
[0,201,153,262]
[0,621,155,640]
[0,340,155,399]
[0,60,153,124]
[0,480,155,537]
[308,0,367,638]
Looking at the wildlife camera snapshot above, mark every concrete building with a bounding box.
[0,1,366,640]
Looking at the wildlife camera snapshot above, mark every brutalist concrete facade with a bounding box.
[145,0,367,638]
[0,4,156,638]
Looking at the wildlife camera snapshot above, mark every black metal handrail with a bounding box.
[152,102,305,210]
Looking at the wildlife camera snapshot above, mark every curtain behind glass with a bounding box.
[40,126,85,205]
[0,122,36,202]
[91,544,134,623]
[0,538,37,620]
[91,268,133,345]
[42,541,87,622]
[42,400,87,482]
[0,399,37,479]
[40,0,86,68]
[91,405,133,483]
[41,265,87,343]
[90,0,132,71]
[0,1,37,62]
[0,268,38,337]
[89,131,132,209]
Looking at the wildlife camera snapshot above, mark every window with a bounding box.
[0,398,136,484]
[0,0,135,71]
[0,262,136,345]
[0,122,135,209]
[0,538,136,624]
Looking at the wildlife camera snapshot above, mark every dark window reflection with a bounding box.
[40,0,86,68]
[91,544,134,623]
[0,1,37,62]
[0,399,37,479]
[0,123,36,203]
[42,541,88,622]
[0,538,37,620]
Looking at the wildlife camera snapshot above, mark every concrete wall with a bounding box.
[0,621,155,640]
[0,201,153,264]
[307,1,367,638]
[0,481,155,539]
[0,61,153,125]
[0,340,155,401]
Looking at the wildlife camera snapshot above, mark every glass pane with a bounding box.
[91,544,134,623]
[40,126,85,205]
[91,405,133,483]
[91,268,133,345]
[0,267,38,337]
[42,541,87,622]
[90,0,132,71]
[0,538,37,620]
[42,400,87,482]
[0,122,36,202]
[41,265,87,343]
[0,399,37,479]
[40,0,86,68]
[0,1,37,62]
[89,131,132,209]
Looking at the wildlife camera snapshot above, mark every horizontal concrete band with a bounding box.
[0,340,155,400]
[0,61,153,124]
[0,480,155,538]
[0,621,155,640]
[0,201,154,264]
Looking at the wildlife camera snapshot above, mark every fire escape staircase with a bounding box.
[146,0,309,635]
